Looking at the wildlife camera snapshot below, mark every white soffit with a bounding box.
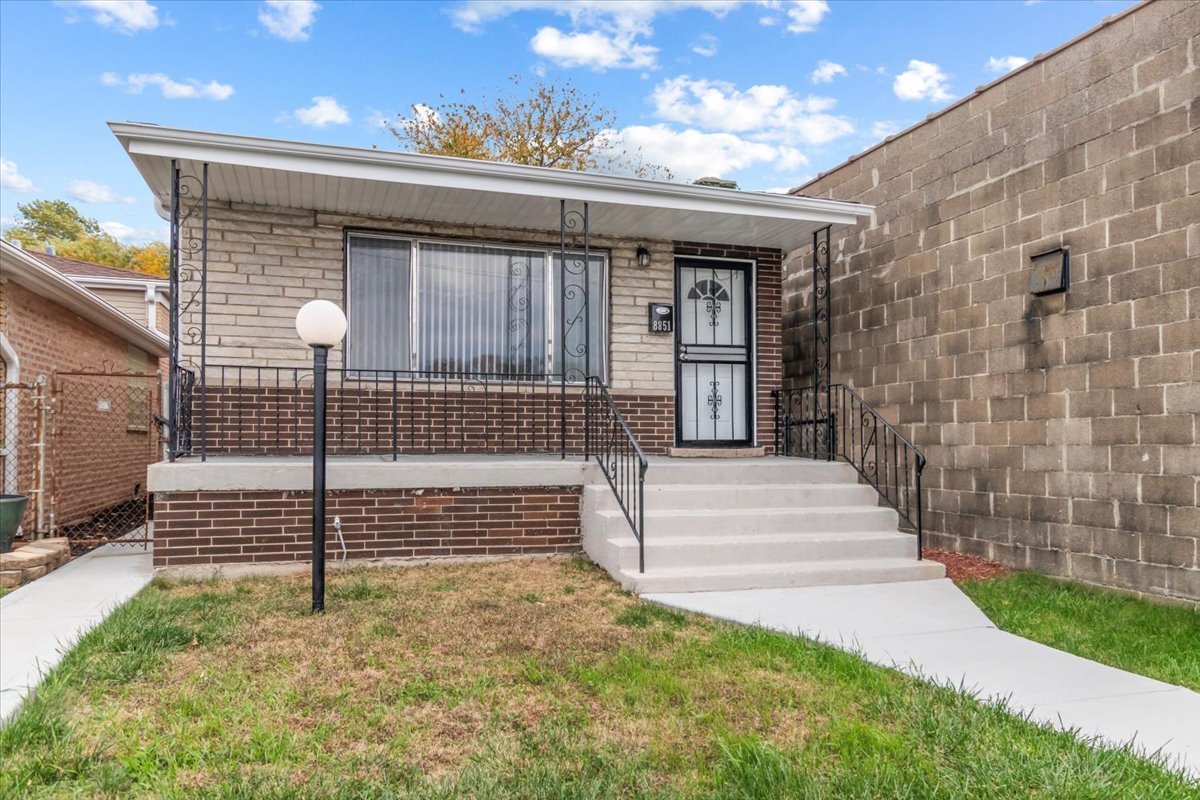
[111,123,873,252]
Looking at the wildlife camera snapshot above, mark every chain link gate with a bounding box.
[1,379,51,539]
[48,369,161,552]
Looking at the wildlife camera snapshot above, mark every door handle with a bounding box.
[678,345,688,362]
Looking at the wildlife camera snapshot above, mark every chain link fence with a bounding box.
[1,380,50,538]
[48,371,161,552]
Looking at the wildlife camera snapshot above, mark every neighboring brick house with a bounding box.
[112,121,926,589]
[32,250,168,335]
[0,241,168,535]
[784,0,1198,601]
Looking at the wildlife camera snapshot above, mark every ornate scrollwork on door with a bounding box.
[687,279,730,328]
[706,379,723,420]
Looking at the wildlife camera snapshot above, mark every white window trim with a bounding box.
[345,230,609,382]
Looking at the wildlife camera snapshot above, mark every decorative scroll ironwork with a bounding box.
[774,384,926,560]
[811,225,833,460]
[584,376,648,573]
[504,256,536,373]
[559,199,591,458]
[167,160,209,461]
[707,380,723,420]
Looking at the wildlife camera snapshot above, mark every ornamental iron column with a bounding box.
[167,160,210,461]
[558,200,590,459]
[812,225,832,461]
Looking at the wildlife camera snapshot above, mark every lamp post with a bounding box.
[295,300,347,613]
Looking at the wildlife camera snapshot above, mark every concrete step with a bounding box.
[606,530,917,571]
[616,557,945,594]
[643,458,859,486]
[593,506,899,538]
[585,483,878,512]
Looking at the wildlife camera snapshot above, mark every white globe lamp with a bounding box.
[295,300,347,348]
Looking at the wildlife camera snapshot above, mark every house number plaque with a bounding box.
[648,303,674,333]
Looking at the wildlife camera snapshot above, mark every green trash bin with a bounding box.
[0,494,28,554]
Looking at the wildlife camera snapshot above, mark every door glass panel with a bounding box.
[679,266,746,347]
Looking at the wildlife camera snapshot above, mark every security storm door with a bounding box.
[675,258,753,446]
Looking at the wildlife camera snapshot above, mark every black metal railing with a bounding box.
[774,384,925,558]
[174,364,586,458]
[584,377,648,572]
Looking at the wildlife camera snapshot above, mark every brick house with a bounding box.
[784,0,1198,602]
[114,122,948,591]
[0,241,168,536]
[32,250,168,335]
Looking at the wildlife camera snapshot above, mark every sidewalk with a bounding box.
[646,579,1200,778]
[0,540,154,721]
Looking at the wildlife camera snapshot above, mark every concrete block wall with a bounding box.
[784,0,1199,601]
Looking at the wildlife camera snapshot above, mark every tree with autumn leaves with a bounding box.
[3,199,168,276]
[391,76,672,180]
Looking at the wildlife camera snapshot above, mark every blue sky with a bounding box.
[0,0,1133,245]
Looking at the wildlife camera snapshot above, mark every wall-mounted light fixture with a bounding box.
[636,246,652,268]
[1029,247,1069,296]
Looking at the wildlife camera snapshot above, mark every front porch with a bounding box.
[112,123,935,590]
[149,453,942,591]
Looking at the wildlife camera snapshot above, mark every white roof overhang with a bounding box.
[111,123,872,252]
[0,241,168,357]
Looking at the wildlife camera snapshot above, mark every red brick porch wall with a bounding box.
[153,487,581,568]
[192,384,675,456]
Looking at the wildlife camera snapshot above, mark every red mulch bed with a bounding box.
[923,548,1013,583]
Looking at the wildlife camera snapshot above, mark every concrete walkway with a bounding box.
[0,541,153,721]
[646,579,1200,778]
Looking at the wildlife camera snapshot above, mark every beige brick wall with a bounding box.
[181,204,677,395]
[785,0,1199,601]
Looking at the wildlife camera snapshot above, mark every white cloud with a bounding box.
[101,71,234,100]
[285,96,351,127]
[450,1,741,34]
[530,26,657,70]
[58,1,159,34]
[259,0,319,42]
[650,75,854,145]
[690,33,718,57]
[614,125,806,180]
[756,0,829,33]
[99,221,137,240]
[893,59,953,102]
[0,158,34,192]
[99,221,166,244]
[810,59,846,84]
[870,120,902,138]
[986,55,1030,74]
[450,1,747,70]
[67,180,135,204]
[780,0,828,33]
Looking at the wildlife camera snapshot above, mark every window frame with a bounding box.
[344,229,609,382]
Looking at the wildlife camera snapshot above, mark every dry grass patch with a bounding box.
[2,555,1195,799]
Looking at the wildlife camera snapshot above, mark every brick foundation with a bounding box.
[153,487,582,568]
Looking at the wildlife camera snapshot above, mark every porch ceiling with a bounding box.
[111,123,873,252]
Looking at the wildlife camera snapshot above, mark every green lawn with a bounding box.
[961,571,1200,691]
[1,558,1194,799]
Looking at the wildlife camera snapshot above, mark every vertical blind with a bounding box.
[346,236,411,372]
[418,243,547,374]
[346,233,606,379]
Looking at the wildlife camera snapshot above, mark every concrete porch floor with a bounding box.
[146,452,803,493]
